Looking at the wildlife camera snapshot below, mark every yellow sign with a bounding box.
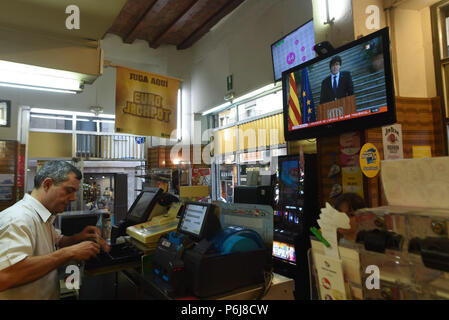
[359,143,380,178]
[115,66,181,138]
[412,145,432,159]
[342,166,364,198]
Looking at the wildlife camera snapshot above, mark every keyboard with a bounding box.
[85,242,143,270]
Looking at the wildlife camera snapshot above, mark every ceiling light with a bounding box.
[0,60,83,94]
[0,82,78,94]
[30,115,73,121]
[30,108,115,119]
[233,84,277,104]
[202,102,232,116]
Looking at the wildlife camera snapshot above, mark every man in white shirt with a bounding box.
[0,160,110,299]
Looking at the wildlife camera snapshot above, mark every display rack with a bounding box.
[309,206,449,300]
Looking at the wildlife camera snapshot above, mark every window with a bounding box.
[0,100,11,127]
[30,113,72,131]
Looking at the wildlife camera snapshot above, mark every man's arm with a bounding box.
[0,241,100,292]
[58,225,110,252]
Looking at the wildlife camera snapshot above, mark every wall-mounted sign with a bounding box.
[359,143,380,178]
[412,145,432,159]
[382,124,404,160]
[115,66,181,138]
[342,166,364,198]
[340,131,361,168]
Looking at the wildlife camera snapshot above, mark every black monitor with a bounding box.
[234,186,274,206]
[126,187,163,224]
[177,202,221,241]
[282,27,396,141]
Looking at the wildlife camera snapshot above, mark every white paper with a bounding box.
[314,252,347,300]
[318,202,350,259]
[381,157,449,209]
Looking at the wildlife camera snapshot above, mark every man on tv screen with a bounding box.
[320,55,354,104]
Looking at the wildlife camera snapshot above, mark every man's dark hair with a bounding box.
[334,193,366,212]
[329,55,342,69]
[34,160,82,189]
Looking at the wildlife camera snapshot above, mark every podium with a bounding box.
[317,95,356,121]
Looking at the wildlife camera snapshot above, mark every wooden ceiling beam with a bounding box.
[123,0,160,44]
[177,0,245,50]
[150,0,201,49]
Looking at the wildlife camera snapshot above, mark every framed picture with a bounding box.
[0,100,11,127]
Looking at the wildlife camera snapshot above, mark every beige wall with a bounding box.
[351,1,437,98]
[312,0,355,48]
[28,132,72,158]
[391,7,437,97]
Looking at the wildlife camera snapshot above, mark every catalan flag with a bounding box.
[301,68,316,123]
[288,72,302,130]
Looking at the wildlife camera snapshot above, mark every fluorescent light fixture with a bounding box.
[202,82,282,116]
[0,60,82,94]
[177,88,182,140]
[233,83,277,104]
[30,108,115,119]
[30,114,73,121]
[0,82,77,94]
[202,102,232,116]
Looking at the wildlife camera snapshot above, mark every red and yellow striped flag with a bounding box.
[288,72,302,130]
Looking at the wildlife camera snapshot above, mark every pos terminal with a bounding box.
[153,202,267,298]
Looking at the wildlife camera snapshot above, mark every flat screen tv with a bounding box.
[271,19,315,82]
[282,27,396,141]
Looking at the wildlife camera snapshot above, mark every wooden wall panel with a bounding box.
[317,96,447,209]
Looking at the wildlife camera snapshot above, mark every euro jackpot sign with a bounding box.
[115,66,181,138]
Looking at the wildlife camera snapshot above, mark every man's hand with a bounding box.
[64,241,101,261]
[77,226,111,252]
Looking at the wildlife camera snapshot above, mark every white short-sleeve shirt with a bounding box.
[0,194,62,300]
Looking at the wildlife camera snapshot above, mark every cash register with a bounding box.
[152,201,267,298]
[85,187,178,270]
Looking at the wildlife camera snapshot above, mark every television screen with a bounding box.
[272,241,296,264]
[278,155,304,207]
[271,20,315,82]
[282,27,396,141]
[178,203,209,237]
